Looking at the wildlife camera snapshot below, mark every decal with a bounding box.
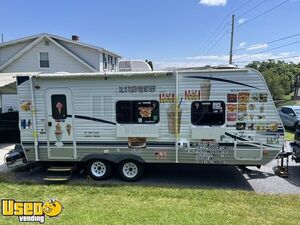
[259,93,268,102]
[260,103,265,113]
[249,114,254,121]
[128,137,146,148]
[167,104,182,134]
[20,100,31,111]
[248,104,256,110]
[238,113,247,121]
[184,90,200,100]
[200,81,211,100]
[55,123,63,148]
[238,104,247,112]
[266,122,279,132]
[118,85,156,93]
[159,93,175,103]
[20,119,32,129]
[227,104,237,112]
[66,124,72,136]
[256,124,265,131]
[267,135,280,144]
[227,93,237,102]
[250,93,259,102]
[83,131,100,137]
[257,115,266,120]
[227,113,237,122]
[155,151,167,160]
[248,123,255,130]
[238,92,250,103]
[236,123,246,130]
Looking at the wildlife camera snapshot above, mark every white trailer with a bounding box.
[11,67,284,181]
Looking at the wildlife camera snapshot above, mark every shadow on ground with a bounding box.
[0,163,254,191]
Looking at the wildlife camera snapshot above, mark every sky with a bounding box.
[1,0,300,69]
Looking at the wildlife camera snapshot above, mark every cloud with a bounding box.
[246,43,268,51]
[153,52,300,70]
[199,0,227,6]
[239,42,247,48]
[238,18,247,24]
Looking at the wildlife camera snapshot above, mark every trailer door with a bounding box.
[46,88,76,159]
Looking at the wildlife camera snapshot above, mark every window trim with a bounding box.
[39,52,50,68]
[116,100,160,124]
[191,100,226,126]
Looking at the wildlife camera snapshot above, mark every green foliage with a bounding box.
[246,60,300,100]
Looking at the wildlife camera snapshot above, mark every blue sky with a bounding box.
[1,0,300,69]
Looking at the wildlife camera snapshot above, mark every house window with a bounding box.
[116,100,159,124]
[51,95,67,120]
[39,52,49,68]
[191,101,225,126]
[103,53,107,70]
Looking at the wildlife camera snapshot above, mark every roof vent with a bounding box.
[72,35,79,41]
[118,60,152,72]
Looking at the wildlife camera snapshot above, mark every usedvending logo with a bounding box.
[1,198,62,224]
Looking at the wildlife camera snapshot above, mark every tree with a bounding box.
[246,60,300,100]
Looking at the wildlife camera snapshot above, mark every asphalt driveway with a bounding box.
[1,143,300,194]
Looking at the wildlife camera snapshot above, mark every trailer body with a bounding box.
[16,68,284,166]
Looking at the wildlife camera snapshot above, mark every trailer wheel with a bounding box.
[87,160,111,180]
[118,160,143,181]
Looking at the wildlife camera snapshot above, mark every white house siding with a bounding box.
[54,39,100,70]
[2,39,92,73]
[0,40,34,66]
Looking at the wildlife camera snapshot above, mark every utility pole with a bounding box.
[1,34,3,43]
[229,14,235,65]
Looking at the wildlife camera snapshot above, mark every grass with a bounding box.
[0,179,300,225]
[285,129,295,141]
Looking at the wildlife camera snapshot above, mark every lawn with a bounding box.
[285,129,295,141]
[0,178,300,225]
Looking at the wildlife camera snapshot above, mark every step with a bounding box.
[43,176,71,182]
[47,166,74,172]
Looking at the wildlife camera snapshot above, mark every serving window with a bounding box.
[116,100,159,124]
[191,101,225,126]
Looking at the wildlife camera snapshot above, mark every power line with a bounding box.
[236,0,289,28]
[234,40,300,61]
[235,54,300,64]
[203,30,230,55]
[231,0,253,13]
[233,32,300,52]
[237,0,268,18]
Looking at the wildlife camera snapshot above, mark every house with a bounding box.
[0,33,121,73]
[0,33,122,112]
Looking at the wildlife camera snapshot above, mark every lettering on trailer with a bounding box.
[118,85,156,93]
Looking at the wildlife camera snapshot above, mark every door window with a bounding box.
[51,94,67,120]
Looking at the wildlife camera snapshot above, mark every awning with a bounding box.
[0,74,16,94]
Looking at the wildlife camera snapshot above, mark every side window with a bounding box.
[191,101,225,126]
[281,107,287,114]
[116,100,159,124]
[51,95,67,120]
[286,108,295,116]
[39,52,49,68]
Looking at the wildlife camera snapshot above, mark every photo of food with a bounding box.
[238,114,245,121]
[248,123,254,130]
[250,93,259,102]
[266,122,279,132]
[256,124,265,131]
[227,93,237,102]
[227,104,237,112]
[259,93,268,102]
[249,104,256,110]
[238,92,250,103]
[128,137,146,148]
[227,113,236,122]
[236,123,246,130]
[238,104,247,112]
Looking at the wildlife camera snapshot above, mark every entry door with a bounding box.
[46,88,76,159]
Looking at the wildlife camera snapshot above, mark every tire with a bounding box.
[87,160,112,180]
[118,160,143,181]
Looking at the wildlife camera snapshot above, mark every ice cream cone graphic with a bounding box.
[66,124,72,136]
[55,123,63,142]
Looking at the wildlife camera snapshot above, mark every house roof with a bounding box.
[0,33,121,58]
